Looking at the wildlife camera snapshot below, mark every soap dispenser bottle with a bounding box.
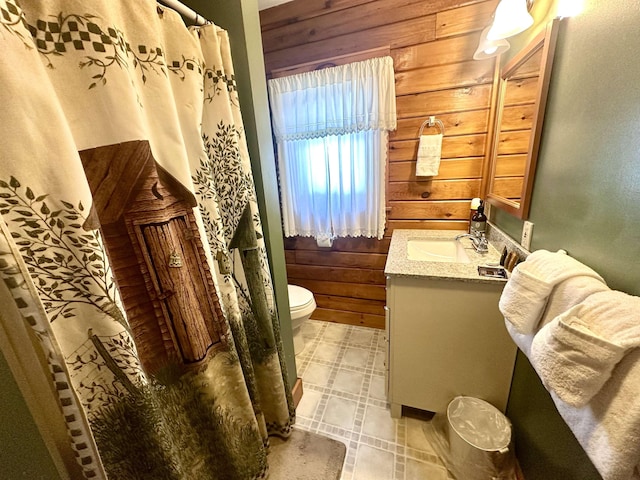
[468,197,481,233]
[471,200,487,235]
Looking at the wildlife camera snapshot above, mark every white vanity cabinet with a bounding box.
[385,274,516,417]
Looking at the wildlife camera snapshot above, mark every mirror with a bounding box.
[486,19,559,219]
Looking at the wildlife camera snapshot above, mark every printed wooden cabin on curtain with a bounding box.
[79,140,228,374]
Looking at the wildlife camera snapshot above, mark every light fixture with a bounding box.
[473,26,510,60]
[557,0,584,18]
[487,0,534,40]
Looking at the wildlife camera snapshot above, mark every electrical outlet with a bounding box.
[521,221,534,250]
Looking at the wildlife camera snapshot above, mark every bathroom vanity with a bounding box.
[384,230,516,417]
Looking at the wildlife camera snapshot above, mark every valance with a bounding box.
[268,56,396,141]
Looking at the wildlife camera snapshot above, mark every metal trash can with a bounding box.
[445,396,514,480]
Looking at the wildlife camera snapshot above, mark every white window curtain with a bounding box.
[268,56,396,240]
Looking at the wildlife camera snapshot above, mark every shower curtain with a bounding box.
[0,1,293,479]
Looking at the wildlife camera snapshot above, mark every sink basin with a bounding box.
[407,238,471,263]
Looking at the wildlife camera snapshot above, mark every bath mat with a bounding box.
[268,428,346,480]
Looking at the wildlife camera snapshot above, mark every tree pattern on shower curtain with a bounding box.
[0,178,145,410]
[0,178,127,329]
[0,1,293,478]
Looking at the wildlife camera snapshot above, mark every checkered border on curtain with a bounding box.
[0,232,102,479]
[28,17,133,55]
[1,0,25,25]
[8,2,237,95]
[205,68,236,93]
[23,13,225,87]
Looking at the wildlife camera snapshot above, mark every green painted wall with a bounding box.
[495,1,640,479]
[182,0,297,388]
[0,351,61,479]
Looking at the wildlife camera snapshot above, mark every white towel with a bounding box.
[531,289,640,406]
[557,350,640,480]
[538,275,610,328]
[568,290,640,348]
[415,133,443,176]
[504,275,610,359]
[499,249,606,334]
[506,285,640,480]
[508,322,640,480]
[531,312,626,407]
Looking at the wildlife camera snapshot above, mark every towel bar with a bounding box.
[419,116,445,136]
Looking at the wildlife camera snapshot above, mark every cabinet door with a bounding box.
[389,277,515,413]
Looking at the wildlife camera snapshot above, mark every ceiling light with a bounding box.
[487,0,534,40]
[474,26,510,60]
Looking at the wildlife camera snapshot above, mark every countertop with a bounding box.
[384,229,508,284]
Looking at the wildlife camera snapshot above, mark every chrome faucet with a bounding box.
[455,231,489,253]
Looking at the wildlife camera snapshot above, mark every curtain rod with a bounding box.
[158,0,210,26]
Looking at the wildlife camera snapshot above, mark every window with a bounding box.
[268,57,396,240]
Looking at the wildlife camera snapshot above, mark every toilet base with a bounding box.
[292,324,306,355]
[288,284,316,356]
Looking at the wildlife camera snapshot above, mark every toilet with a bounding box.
[287,284,316,354]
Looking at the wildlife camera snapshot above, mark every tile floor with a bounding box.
[293,319,454,480]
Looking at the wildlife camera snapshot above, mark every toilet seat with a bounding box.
[288,285,316,317]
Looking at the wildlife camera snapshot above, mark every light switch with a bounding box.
[521,221,534,250]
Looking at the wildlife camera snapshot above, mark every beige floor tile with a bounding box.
[312,342,342,362]
[362,404,397,442]
[341,346,369,368]
[301,320,322,338]
[294,320,452,480]
[333,369,365,395]
[368,374,386,401]
[349,329,375,347]
[323,323,350,342]
[352,444,394,480]
[303,362,333,387]
[373,351,385,372]
[296,342,315,360]
[322,396,358,429]
[405,417,437,453]
[296,388,323,419]
[405,458,448,480]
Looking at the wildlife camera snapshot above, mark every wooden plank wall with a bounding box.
[261,0,499,329]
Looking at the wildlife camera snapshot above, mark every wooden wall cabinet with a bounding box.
[385,275,516,417]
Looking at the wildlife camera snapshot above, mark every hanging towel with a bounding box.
[531,313,625,408]
[530,289,640,407]
[499,249,606,334]
[509,322,640,480]
[507,317,640,480]
[504,271,640,480]
[504,275,610,359]
[416,133,443,176]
